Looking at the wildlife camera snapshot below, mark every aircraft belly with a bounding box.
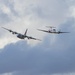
[17,35,24,39]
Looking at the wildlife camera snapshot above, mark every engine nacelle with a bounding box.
[9,30,12,32]
[12,32,17,34]
[12,32,15,34]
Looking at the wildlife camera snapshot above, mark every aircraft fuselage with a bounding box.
[17,34,26,39]
[48,31,60,34]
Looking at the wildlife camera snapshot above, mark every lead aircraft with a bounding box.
[37,26,69,34]
[2,27,41,41]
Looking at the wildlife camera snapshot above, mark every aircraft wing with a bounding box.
[27,36,41,41]
[37,29,49,33]
[58,31,70,34]
[2,27,18,34]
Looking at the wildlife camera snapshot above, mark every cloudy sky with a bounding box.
[0,0,75,75]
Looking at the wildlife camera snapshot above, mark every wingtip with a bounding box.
[1,27,3,28]
[65,32,70,33]
[1,27,6,29]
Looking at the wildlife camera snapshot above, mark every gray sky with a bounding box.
[0,0,75,75]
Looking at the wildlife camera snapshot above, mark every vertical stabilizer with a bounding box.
[24,29,28,36]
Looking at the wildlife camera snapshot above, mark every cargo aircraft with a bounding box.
[2,27,41,41]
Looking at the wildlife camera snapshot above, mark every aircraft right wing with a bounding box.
[58,31,70,34]
[2,27,18,34]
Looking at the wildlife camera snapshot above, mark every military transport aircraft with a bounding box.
[2,27,41,41]
[37,26,69,34]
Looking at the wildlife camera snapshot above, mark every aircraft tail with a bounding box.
[24,29,28,36]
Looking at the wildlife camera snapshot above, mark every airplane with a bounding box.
[37,26,69,34]
[2,27,41,41]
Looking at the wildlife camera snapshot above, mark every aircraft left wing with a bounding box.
[58,31,70,34]
[2,27,18,34]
